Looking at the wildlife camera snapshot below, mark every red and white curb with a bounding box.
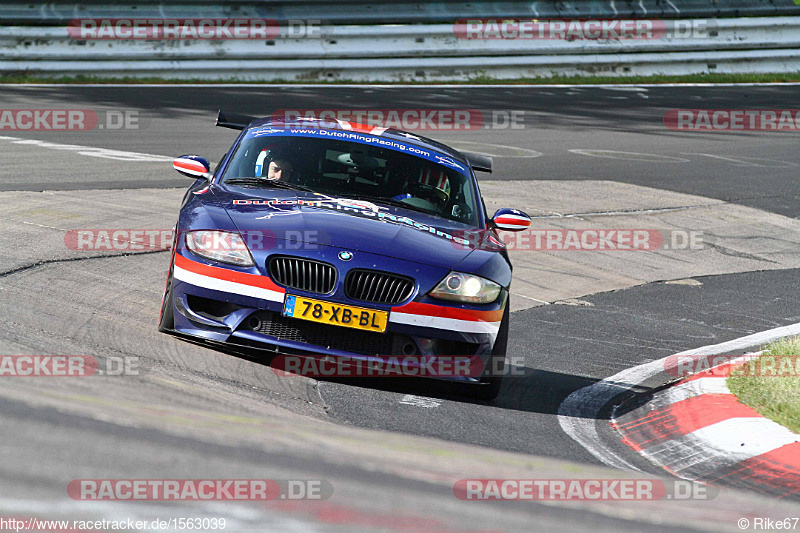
[559,322,800,474]
[610,358,800,498]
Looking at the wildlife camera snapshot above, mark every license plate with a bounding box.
[283,295,388,333]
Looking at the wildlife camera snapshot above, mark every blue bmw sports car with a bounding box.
[159,111,531,400]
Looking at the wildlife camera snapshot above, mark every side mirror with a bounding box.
[492,208,531,231]
[173,155,211,179]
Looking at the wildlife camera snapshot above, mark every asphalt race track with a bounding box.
[1,85,799,531]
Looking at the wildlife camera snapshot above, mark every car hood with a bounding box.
[218,187,478,270]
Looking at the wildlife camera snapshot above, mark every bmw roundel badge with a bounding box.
[338,251,354,261]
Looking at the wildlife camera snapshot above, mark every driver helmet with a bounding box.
[416,167,451,206]
[255,147,293,180]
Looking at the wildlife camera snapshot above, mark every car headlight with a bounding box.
[429,272,501,304]
[185,230,254,267]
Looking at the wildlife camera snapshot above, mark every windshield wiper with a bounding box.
[224,177,315,193]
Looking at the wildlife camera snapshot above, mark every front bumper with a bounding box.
[169,252,506,382]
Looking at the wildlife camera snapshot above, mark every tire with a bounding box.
[158,260,175,333]
[461,303,509,402]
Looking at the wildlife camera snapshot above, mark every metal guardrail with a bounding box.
[1,17,799,81]
[4,49,798,82]
[0,1,798,24]
[2,18,799,60]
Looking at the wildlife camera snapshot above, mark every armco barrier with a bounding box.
[3,18,800,60]
[0,1,798,24]
[1,17,799,81]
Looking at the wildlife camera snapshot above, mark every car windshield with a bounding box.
[221,131,479,225]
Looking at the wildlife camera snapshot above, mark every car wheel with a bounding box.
[158,260,175,332]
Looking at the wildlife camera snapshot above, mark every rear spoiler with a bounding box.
[216,110,257,131]
[462,151,493,173]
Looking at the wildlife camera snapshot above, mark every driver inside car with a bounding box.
[393,167,450,213]
[255,148,294,181]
